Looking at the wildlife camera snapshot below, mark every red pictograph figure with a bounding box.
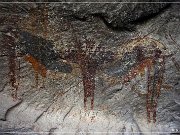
[122,47,165,123]
[63,37,114,110]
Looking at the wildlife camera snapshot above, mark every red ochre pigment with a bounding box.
[24,55,47,87]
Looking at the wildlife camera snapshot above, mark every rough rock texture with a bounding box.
[0,1,180,134]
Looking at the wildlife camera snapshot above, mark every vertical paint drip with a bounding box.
[146,50,165,123]
[3,34,19,99]
[146,64,153,123]
[8,49,18,98]
[81,64,96,110]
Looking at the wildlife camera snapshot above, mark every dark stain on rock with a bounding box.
[18,31,72,73]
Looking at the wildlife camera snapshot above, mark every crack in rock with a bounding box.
[0,100,23,121]
[63,106,74,122]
